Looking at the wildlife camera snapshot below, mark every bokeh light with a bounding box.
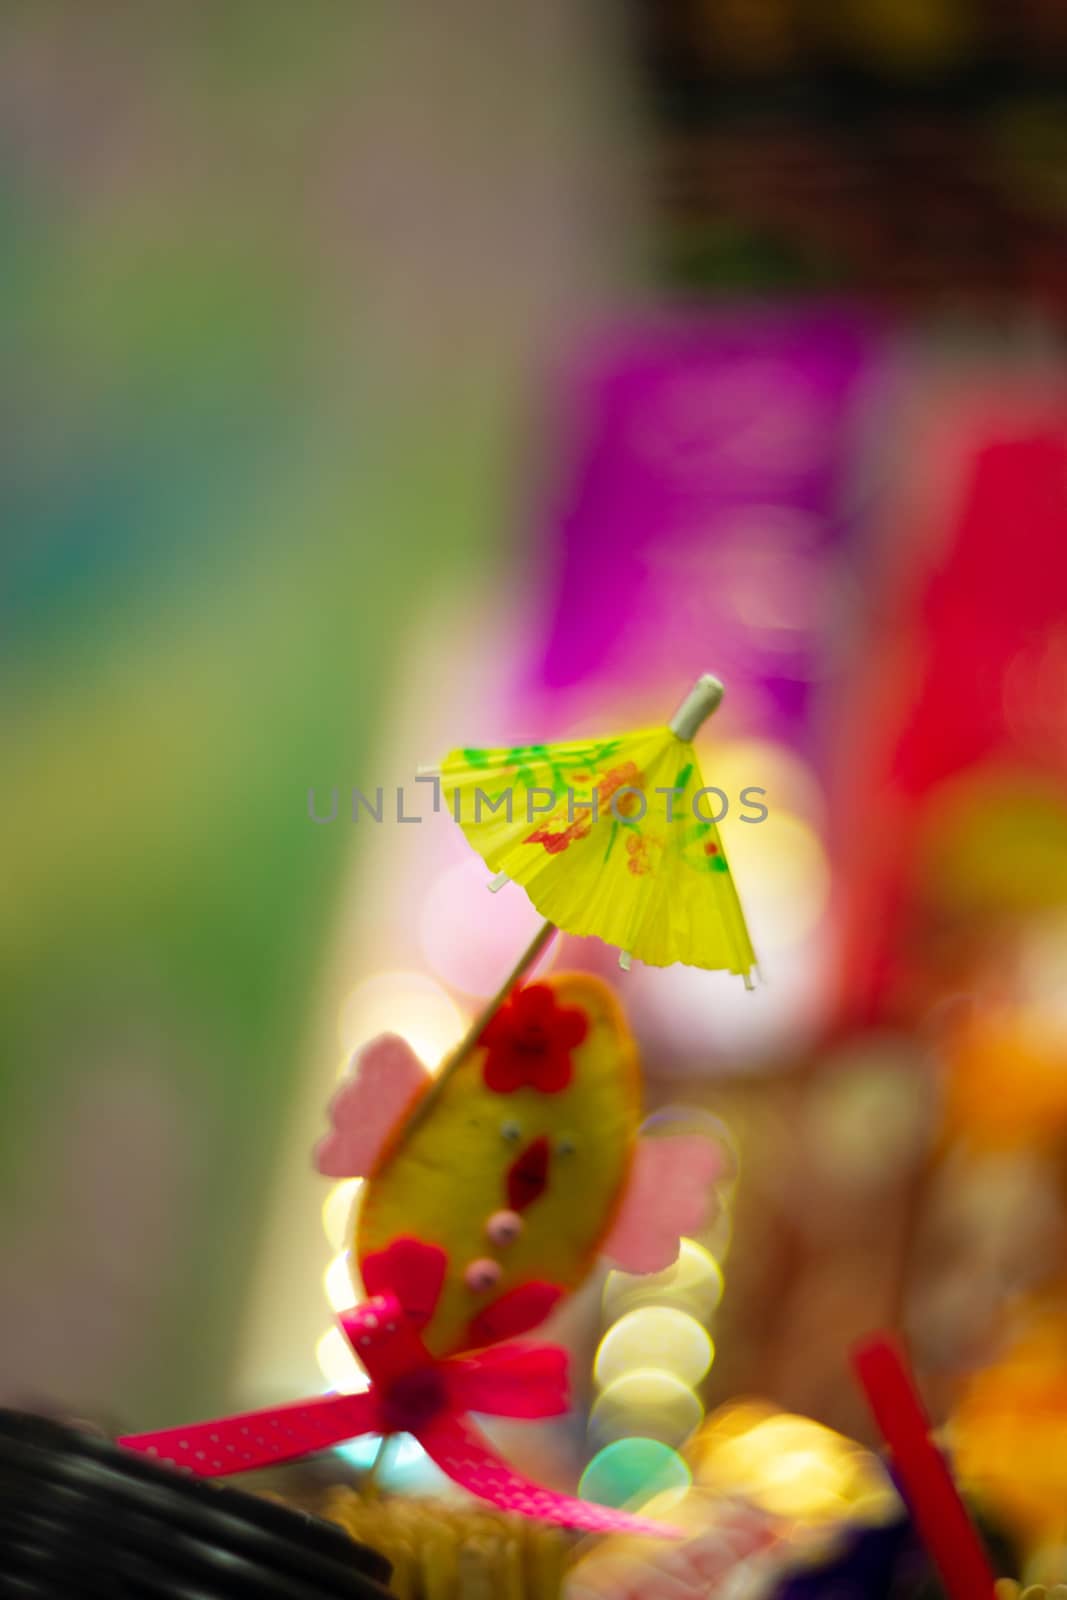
[315,1326,371,1395]
[594,1306,714,1389]
[334,1434,436,1485]
[322,1178,363,1254]
[323,1251,359,1313]
[337,971,467,1072]
[603,1238,725,1325]
[589,1369,705,1449]
[643,935,831,1063]
[579,1437,691,1510]
[418,857,551,997]
[722,809,831,951]
[694,1405,896,1525]
[695,737,826,829]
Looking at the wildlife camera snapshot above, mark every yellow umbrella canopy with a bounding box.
[438,675,757,982]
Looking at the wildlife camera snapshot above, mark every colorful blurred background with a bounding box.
[5,0,1067,1590]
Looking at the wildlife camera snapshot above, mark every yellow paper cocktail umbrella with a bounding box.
[404,672,755,1139]
[405,675,755,1132]
[433,674,756,982]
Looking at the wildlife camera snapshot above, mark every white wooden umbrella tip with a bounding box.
[669,674,725,741]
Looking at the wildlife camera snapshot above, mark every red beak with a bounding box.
[506,1136,550,1212]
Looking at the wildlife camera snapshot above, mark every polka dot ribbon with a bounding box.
[119,1295,683,1537]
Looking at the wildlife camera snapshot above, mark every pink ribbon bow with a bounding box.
[119,1292,680,1538]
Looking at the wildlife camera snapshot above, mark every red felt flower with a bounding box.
[479,983,588,1095]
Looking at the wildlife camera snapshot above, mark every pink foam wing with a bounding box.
[602,1134,723,1275]
[314,1033,428,1177]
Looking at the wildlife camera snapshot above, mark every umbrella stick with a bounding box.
[364,1434,393,1498]
[406,919,558,1132]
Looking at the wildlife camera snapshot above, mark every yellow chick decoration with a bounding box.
[316,973,722,1358]
[120,971,719,1535]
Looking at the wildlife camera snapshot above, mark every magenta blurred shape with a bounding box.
[534,307,884,750]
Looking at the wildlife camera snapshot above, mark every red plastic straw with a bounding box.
[851,1333,998,1600]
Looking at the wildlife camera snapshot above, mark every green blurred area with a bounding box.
[0,2,612,1420]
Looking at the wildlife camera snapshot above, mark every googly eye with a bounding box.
[464,1257,502,1294]
[557,1134,577,1156]
[500,1119,522,1143]
[486,1209,524,1247]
